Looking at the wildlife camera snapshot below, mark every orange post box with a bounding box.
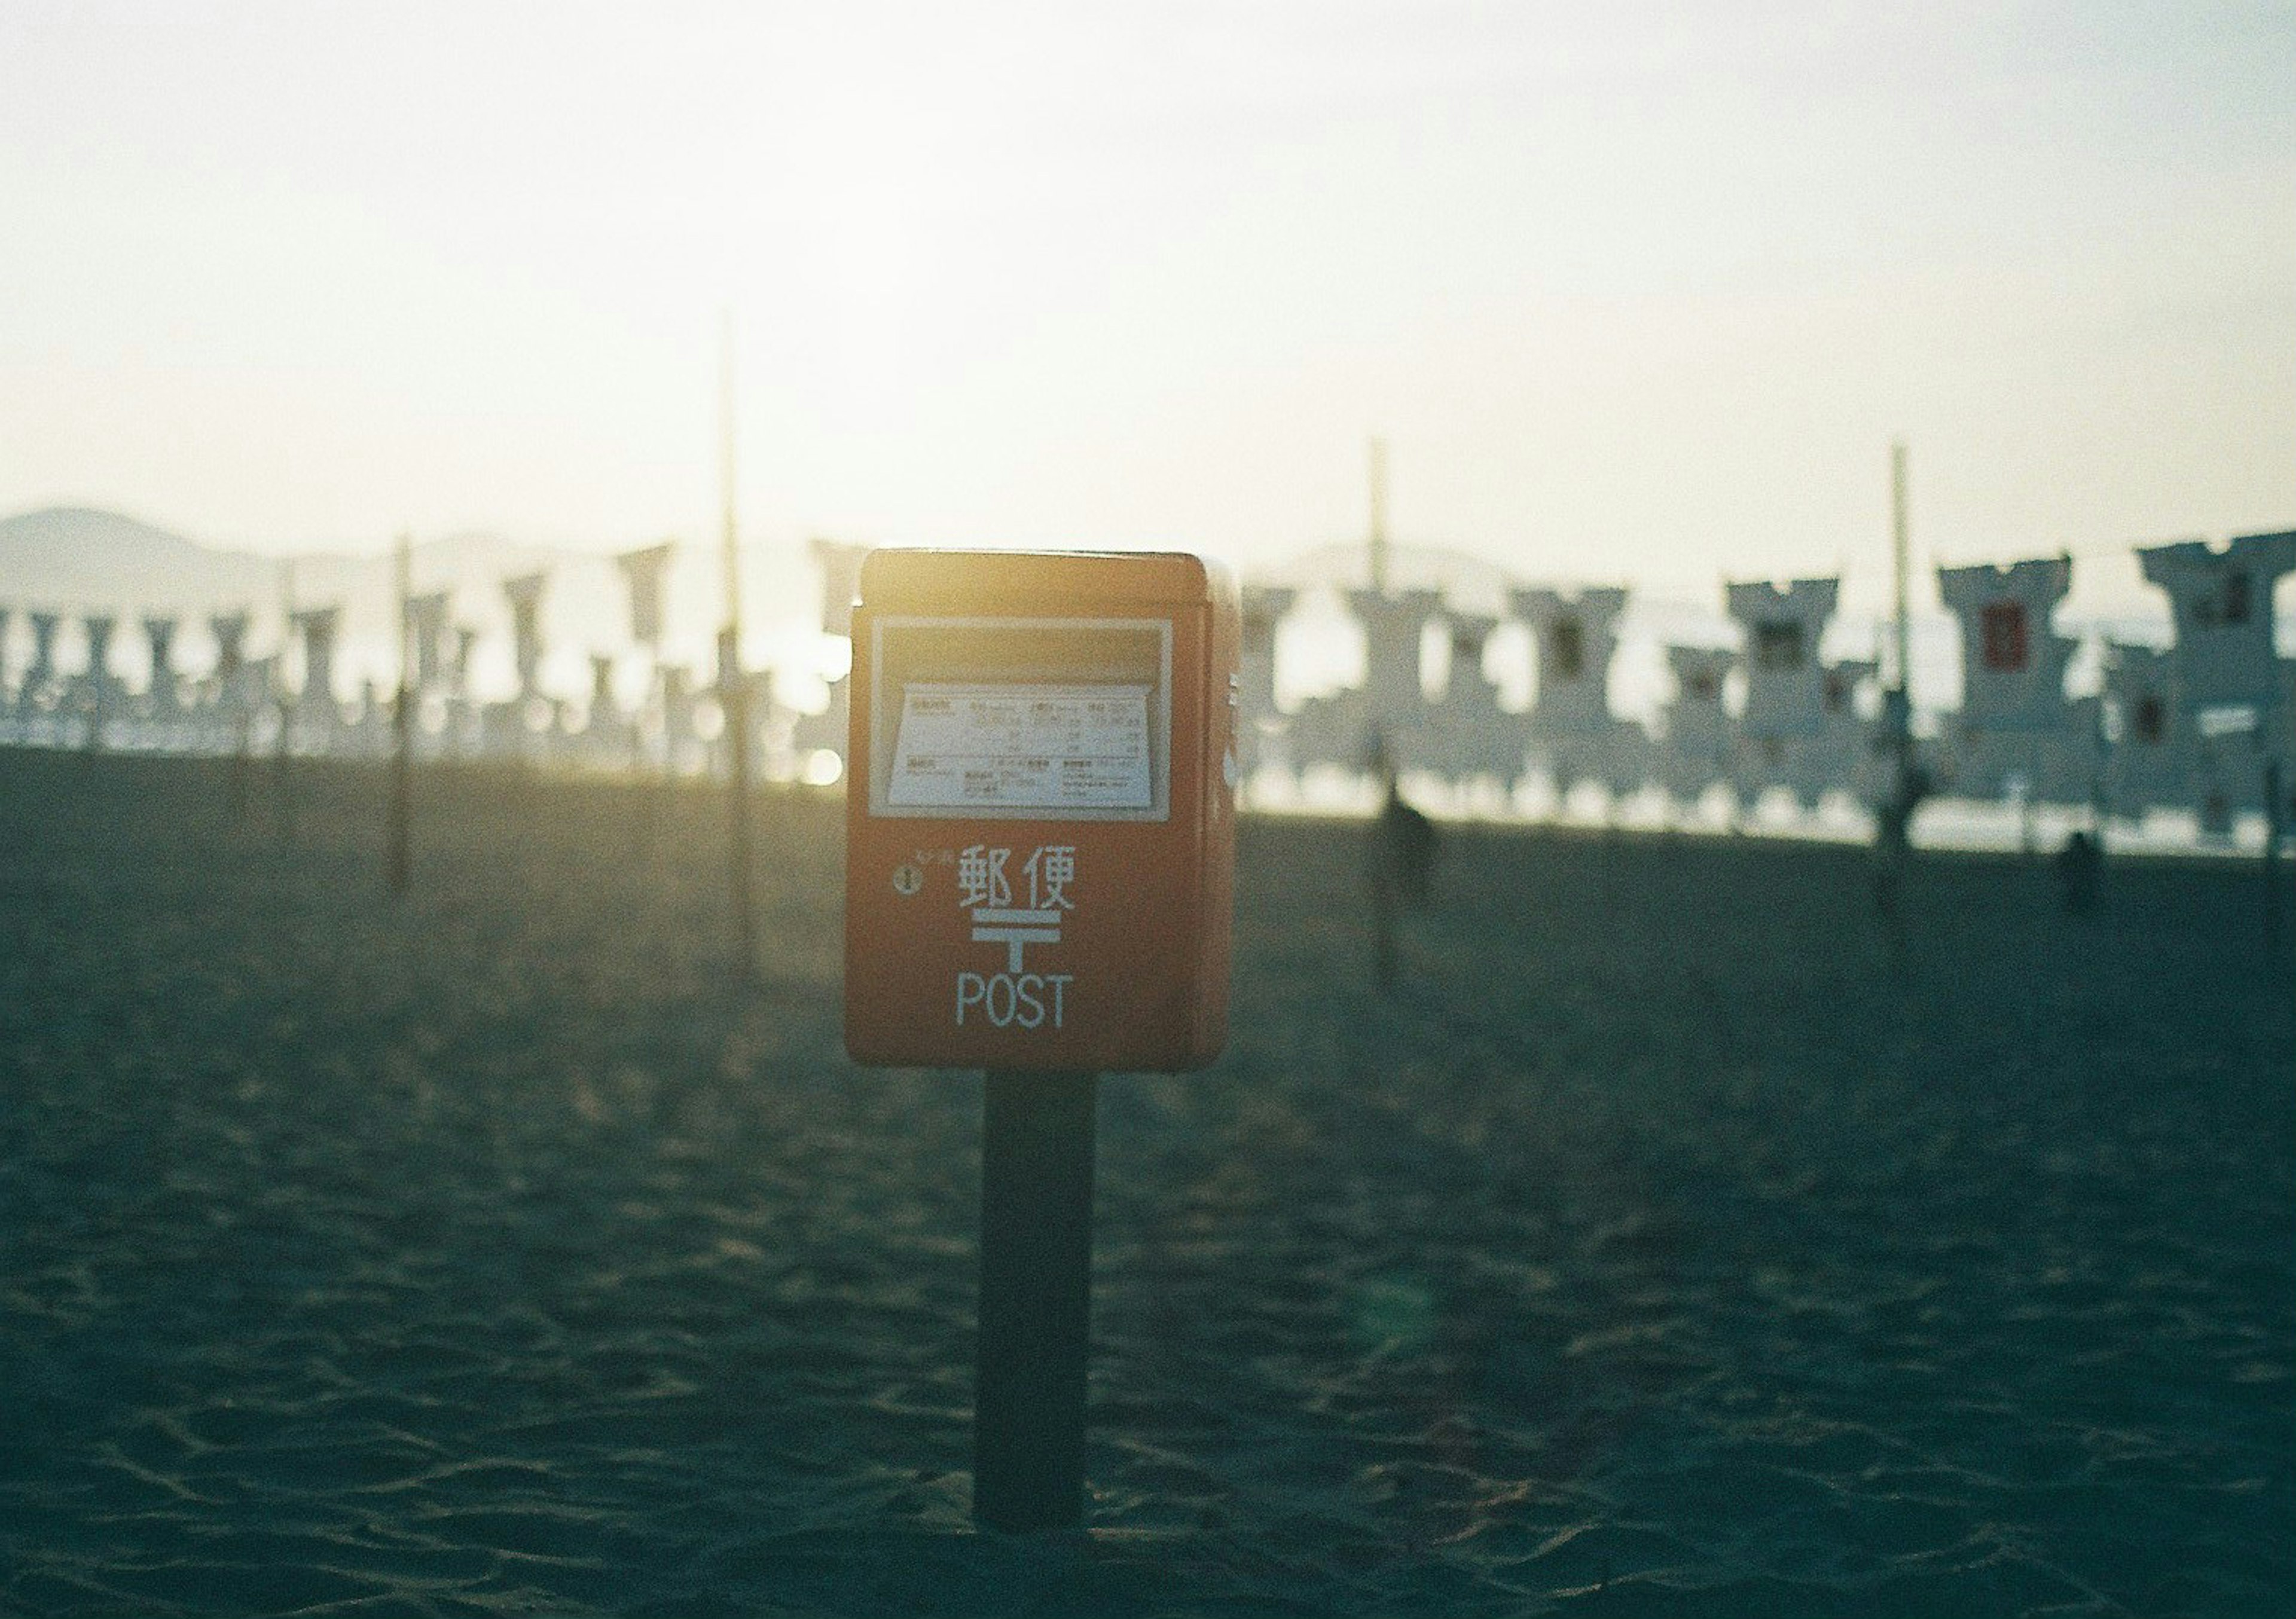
[845,549,1239,1073]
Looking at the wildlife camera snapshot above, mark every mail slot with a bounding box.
[844,549,1239,1071]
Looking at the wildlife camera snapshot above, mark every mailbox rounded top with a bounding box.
[859,549,1234,613]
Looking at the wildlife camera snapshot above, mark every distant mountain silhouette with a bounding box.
[0,508,280,614]
[1,506,201,566]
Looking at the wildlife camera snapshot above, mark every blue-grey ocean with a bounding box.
[3,751,2289,1616]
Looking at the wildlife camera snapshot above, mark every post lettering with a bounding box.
[954,971,1074,1030]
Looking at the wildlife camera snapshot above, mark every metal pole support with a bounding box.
[720,629,755,975]
[974,1070,1098,1534]
[2266,759,2285,953]
[388,533,413,895]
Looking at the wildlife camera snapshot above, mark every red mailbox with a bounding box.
[844,549,1239,1072]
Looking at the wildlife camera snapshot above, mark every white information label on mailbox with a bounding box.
[888,683,1153,811]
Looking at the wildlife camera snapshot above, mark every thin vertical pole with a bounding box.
[631,650,650,777]
[231,659,251,822]
[1367,435,1390,597]
[1892,444,1915,794]
[276,560,296,840]
[1875,442,1915,919]
[388,531,413,894]
[720,308,756,972]
[2266,758,2285,953]
[975,1070,1097,1534]
[1371,869,1397,991]
[84,620,106,754]
[722,312,742,639]
[1891,441,1911,716]
[650,637,670,843]
[2022,733,2039,859]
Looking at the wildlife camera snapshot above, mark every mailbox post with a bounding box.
[845,549,1239,1533]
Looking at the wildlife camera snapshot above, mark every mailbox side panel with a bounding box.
[1190,563,1241,1062]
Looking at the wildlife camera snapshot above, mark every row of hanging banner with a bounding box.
[1,530,2290,831]
[1250,530,2294,830]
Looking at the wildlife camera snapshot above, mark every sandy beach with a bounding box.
[2,747,2289,1616]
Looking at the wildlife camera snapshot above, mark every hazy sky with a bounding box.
[4,2,2290,616]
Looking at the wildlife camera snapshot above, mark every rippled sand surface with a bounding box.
[3,751,2290,1615]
